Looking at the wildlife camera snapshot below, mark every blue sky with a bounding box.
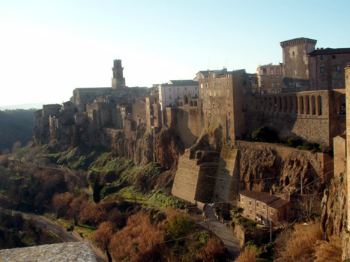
[0,0,349,106]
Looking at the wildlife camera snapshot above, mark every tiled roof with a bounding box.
[240,191,289,209]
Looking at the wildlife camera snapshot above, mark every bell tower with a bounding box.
[112,59,126,89]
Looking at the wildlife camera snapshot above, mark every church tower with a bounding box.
[112,59,126,89]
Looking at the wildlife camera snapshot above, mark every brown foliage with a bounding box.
[68,194,88,223]
[197,237,226,262]
[52,192,74,218]
[314,236,342,262]
[92,221,114,251]
[109,212,165,262]
[235,245,259,262]
[274,222,323,262]
[79,202,108,226]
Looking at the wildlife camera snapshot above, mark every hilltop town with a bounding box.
[2,37,350,261]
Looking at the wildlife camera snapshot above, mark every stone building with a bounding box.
[309,48,350,90]
[158,80,198,111]
[197,69,249,143]
[239,191,290,225]
[256,64,283,94]
[281,37,317,88]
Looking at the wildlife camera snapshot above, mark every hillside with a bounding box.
[0,109,36,153]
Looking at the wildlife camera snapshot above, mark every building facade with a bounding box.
[239,191,290,225]
[256,64,283,94]
[158,80,198,111]
[309,48,350,90]
[197,69,248,143]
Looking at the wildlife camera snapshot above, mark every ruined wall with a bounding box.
[346,66,350,232]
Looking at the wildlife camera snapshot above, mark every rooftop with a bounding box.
[240,191,289,209]
[309,48,350,56]
[168,80,198,86]
[280,37,317,47]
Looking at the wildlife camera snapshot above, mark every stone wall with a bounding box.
[246,89,345,148]
[346,66,350,232]
[174,106,202,148]
[171,150,219,203]
[197,69,248,143]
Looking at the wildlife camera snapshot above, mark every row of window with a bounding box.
[258,95,323,116]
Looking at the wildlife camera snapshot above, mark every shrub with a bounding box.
[251,126,279,143]
[314,236,342,262]
[109,212,165,262]
[79,202,107,226]
[274,222,323,262]
[196,237,226,262]
[165,213,195,240]
[235,244,260,262]
[52,192,74,218]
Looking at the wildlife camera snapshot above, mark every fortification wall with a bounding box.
[171,151,219,203]
[174,106,202,148]
[213,144,240,204]
[246,89,345,148]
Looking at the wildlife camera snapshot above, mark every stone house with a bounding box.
[158,80,199,111]
[309,48,350,90]
[239,191,290,225]
[256,63,283,94]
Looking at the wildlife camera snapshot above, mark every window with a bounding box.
[332,55,336,59]
[320,66,325,74]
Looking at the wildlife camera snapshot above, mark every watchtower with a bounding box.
[280,37,317,80]
[112,59,126,89]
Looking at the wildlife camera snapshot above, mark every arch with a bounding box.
[300,96,304,114]
[305,96,310,114]
[278,96,282,112]
[317,95,322,115]
[311,96,316,115]
[184,95,189,105]
[283,96,287,112]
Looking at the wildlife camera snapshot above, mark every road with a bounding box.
[0,207,78,242]
[197,205,240,260]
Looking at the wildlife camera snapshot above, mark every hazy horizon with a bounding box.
[1,0,349,106]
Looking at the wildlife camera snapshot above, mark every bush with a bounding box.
[274,222,322,262]
[251,127,279,143]
[165,213,194,240]
[314,236,342,262]
[109,212,165,262]
[196,237,226,262]
[235,244,260,262]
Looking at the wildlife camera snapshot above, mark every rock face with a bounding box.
[0,242,97,262]
[237,141,329,197]
[321,174,346,237]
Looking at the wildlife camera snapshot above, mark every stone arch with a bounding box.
[317,95,322,115]
[311,96,316,115]
[305,96,310,114]
[300,96,304,114]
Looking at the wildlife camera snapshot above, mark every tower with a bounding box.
[112,59,126,89]
[280,37,317,80]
